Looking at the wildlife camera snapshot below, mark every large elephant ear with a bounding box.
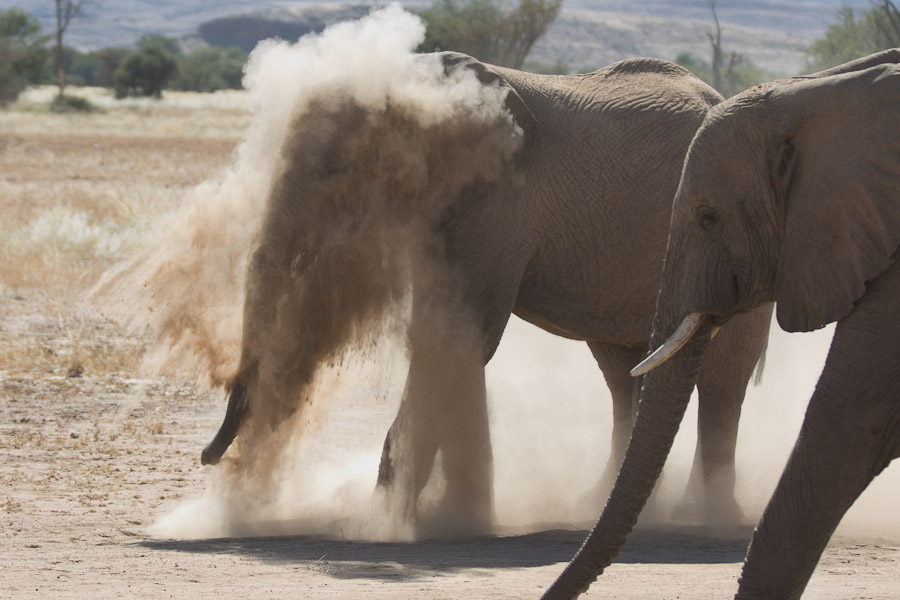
[773,63,900,332]
[436,52,537,146]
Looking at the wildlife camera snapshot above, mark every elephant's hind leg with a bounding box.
[588,342,648,507]
[681,302,773,525]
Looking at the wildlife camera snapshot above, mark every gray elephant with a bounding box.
[200,51,772,532]
[544,48,900,599]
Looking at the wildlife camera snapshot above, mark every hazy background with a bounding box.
[2,0,874,75]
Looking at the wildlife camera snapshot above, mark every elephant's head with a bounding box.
[543,50,900,599]
[201,51,537,468]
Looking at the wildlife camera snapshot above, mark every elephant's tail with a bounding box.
[752,335,768,386]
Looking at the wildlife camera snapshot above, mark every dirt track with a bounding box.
[3,297,900,599]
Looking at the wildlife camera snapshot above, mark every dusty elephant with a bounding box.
[201,50,772,531]
[544,48,900,599]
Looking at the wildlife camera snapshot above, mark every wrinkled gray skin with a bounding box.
[202,52,772,530]
[545,48,900,600]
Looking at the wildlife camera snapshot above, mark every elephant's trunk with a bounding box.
[201,381,248,465]
[542,304,712,599]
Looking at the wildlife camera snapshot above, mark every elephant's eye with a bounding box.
[697,205,720,230]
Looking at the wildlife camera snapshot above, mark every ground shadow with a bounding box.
[138,523,752,582]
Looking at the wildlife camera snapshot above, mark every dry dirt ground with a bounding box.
[2,91,900,600]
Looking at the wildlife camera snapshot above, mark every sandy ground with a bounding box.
[3,100,900,600]
[2,349,899,600]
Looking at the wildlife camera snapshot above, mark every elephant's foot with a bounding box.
[418,488,494,539]
[672,491,745,527]
[371,479,494,539]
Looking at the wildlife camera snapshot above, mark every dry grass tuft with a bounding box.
[1,86,245,380]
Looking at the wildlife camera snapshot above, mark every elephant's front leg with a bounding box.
[738,275,900,599]
[432,356,493,532]
[376,305,494,536]
[736,393,878,599]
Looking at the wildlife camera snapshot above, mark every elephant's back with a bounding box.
[580,58,721,116]
[509,62,717,345]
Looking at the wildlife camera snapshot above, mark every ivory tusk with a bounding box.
[630,312,707,377]
[710,325,721,339]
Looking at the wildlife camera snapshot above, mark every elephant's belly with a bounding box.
[512,299,653,347]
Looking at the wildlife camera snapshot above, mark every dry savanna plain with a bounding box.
[2,86,900,599]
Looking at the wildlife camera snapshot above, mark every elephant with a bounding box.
[200,50,772,533]
[543,48,900,600]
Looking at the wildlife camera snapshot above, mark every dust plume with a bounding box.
[735,324,900,540]
[485,318,900,538]
[149,313,900,541]
[95,5,527,540]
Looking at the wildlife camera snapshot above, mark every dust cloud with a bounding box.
[151,314,900,542]
[96,5,526,540]
[473,318,900,538]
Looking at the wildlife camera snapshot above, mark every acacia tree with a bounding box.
[419,0,562,69]
[54,0,87,96]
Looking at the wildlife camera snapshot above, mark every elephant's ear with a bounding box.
[437,52,537,146]
[773,64,900,332]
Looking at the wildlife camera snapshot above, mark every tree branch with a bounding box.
[708,0,722,92]
[882,0,900,42]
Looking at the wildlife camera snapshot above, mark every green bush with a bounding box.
[174,45,247,92]
[90,47,130,87]
[0,38,25,105]
[0,8,50,105]
[114,35,180,98]
[675,51,767,98]
[49,93,96,113]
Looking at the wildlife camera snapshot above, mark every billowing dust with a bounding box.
[97,6,900,543]
[95,6,523,540]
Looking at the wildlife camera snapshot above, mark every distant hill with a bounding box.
[196,5,377,53]
[1,0,874,76]
[529,9,816,75]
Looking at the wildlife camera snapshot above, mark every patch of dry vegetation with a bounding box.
[1,90,248,565]
[0,88,246,473]
[0,88,244,322]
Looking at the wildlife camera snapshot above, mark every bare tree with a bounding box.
[707,0,723,92]
[53,0,87,96]
[502,0,563,69]
[705,0,755,97]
